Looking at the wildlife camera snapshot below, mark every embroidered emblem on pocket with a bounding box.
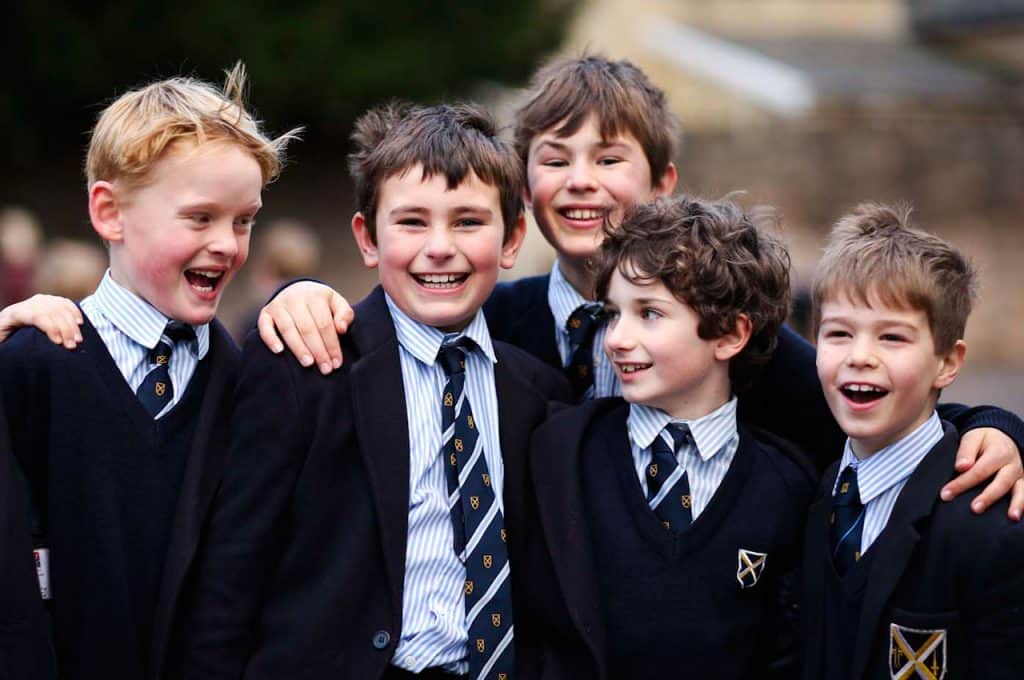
[736,548,767,588]
[889,623,946,679]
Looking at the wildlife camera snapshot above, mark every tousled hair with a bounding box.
[514,54,679,184]
[594,195,791,391]
[86,62,300,190]
[348,102,525,242]
[812,203,977,354]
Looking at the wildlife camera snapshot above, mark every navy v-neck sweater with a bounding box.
[0,319,210,680]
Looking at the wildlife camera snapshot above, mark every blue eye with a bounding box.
[641,308,661,320]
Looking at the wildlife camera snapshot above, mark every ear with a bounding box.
[713,314,752,362]
[500,212,528,270]
[933,339,966,390]
[351,212,379,269]
[652,161,678,198]
[88,181,124,243]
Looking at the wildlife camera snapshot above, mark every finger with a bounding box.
[953,431,983,472]
[291,306,334,375]
[941,450,1002,501]
[968,466,1018,514]
[1008,479,1024,521]
[60,311,83,347]
[308,300,342,371]
[257,309,285,354]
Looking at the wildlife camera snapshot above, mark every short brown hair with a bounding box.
[812,203,977,354]
[86,62,299,190]
[514,55,679,184]
[594,195,792,391]
[348,102,525,243]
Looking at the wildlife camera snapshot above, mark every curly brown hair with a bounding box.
[594,195,792,391]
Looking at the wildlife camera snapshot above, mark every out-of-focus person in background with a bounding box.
[33,239,106,302]
[0,206,43,306]
[235,218,321,340]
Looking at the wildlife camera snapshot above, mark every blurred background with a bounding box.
[3,0,1022,410]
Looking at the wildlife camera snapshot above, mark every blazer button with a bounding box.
[372,630,390,649]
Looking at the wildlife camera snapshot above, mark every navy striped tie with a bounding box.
[565,303,604,400]
[830,465,865,576]
[647,424,693,533]
[136,321,195,417]
[438,335,514,680]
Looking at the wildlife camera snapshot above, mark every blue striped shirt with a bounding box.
[547,261,619,399]
[832,412,943,554]
[80,270,208,419]
[385,294,504,675]
[627,398,740,521]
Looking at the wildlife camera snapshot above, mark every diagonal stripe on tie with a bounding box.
[648,424,693,532]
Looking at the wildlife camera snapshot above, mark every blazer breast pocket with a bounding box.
[887,607,960,680]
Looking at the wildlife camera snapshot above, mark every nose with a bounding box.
[208,220,241,259]
[565,160,598,192]
[604,314,635,355]
[845,334,878,368]
[423,224,456,259]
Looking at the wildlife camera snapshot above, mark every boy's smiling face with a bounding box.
[816,292,964,458]
[353,164,525,332]
[90,141,262,325]
[526,115,675,289]
[603,267,745,420]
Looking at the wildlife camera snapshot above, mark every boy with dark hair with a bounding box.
[517,195,814,679]
[0,64,300,680]
[803,204,1024,679]
[176,103,568,680]
[256,53,1024,514]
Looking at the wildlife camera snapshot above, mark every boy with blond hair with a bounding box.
[0,64,299,680]
[262,54,1024,513]
[176,103,568,679]
[802,204,1024,679]
[518,195,815,679]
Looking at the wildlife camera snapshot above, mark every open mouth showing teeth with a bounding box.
[184,269,224,292]
[560,208,607,221]
[841,383,888,403]
[414,273,468,289]
[618,363,651,374]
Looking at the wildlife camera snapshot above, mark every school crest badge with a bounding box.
[889,623,946,679]
[736,549,767,589]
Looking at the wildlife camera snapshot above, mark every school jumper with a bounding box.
[515,398,817,680]
[0,317,239,680]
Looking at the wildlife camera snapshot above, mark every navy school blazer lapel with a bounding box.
[349,287,413,621]
[150,320,238,679]
[530,399,621,674]
[493,275,560,370]
[849,424,959,679]
[803,464,838,680]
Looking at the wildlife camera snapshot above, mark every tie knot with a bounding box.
[148,321,195,364]
[437,335,475,376]
[664,423,691,452]
[566,303,604,343]
[834,465,861,507]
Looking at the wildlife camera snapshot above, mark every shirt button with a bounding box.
[372,630,390,649]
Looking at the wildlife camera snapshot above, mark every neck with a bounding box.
[557,256,596,300]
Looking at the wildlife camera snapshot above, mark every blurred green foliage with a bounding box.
[3,1,576,161]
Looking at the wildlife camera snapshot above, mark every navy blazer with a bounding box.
[802,423,1024,679]
[515,398,816,680]
[0,319,239,680]
[175,286,570,680]
[0,400,54,680]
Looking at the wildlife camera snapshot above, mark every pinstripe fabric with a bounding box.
[832,412,943,554]
[80,271,209,419]
[385,294,503,675]
[627,398,739,521]
[547,262,619,399]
